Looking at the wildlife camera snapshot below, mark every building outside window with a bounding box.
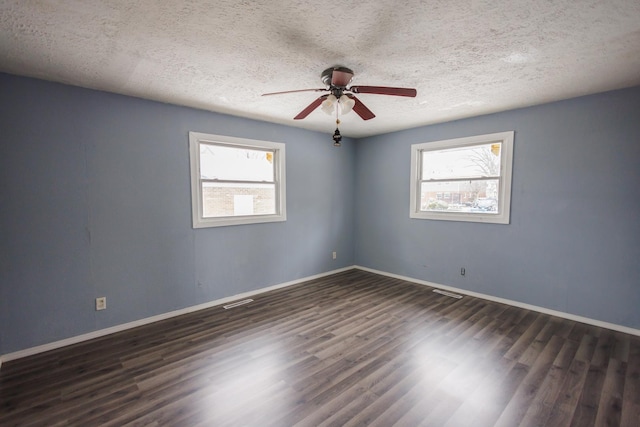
[189,132,286,228]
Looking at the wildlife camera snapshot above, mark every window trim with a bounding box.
[189,132,286,228]
[409,131,514,224]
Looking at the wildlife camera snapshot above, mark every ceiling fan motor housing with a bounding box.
[321,66,354,87]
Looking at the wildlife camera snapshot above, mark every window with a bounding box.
[410,131,514,224]
[189,132,286,228]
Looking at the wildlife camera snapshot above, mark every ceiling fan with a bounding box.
[262,66,417,121]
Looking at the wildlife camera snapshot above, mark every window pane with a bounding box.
[421,142,501,180]
[200,144,274,182]
[202,182,276,218]
[420,179,500,213]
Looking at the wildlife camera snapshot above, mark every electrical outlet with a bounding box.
[332,251,337,260]
[96,297,107,311]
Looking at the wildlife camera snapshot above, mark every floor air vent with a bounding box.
[432,289,463,299]
[223,299,254,309]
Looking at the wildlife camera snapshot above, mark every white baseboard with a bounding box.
[355,265,640,337]
[3,264,638,368]
[0,266,355,365]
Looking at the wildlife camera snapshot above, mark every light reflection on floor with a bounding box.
[195,338,297,424]
[409,338,505,422]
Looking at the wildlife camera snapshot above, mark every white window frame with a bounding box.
[410,131,514,224]
[189,132,286,228]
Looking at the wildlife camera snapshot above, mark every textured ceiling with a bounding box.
[1,1,639,137]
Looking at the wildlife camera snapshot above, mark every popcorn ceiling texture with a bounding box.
[1,0,639,137]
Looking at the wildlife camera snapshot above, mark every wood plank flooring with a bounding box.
[1,269,639,426]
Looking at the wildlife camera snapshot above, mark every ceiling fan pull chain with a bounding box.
[333,117,342,147]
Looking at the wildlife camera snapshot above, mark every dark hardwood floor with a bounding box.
[1,269,639,426]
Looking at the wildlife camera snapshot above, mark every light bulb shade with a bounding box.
[321,94,337,115]
[339,95,355,115]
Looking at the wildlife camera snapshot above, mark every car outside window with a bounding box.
[410,131,514,224]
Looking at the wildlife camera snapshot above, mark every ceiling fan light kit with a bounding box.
[263,66,417,146]
[321,94,355,116]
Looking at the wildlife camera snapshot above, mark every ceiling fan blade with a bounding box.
[293,95,328,120]
[331,69,354,87]
[262,88,327,96]
[347,94,375,120]
[349,86,417,97]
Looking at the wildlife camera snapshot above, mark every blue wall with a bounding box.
[0,73,356,355]
[2,73,639,356]
[355,87,640,329]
